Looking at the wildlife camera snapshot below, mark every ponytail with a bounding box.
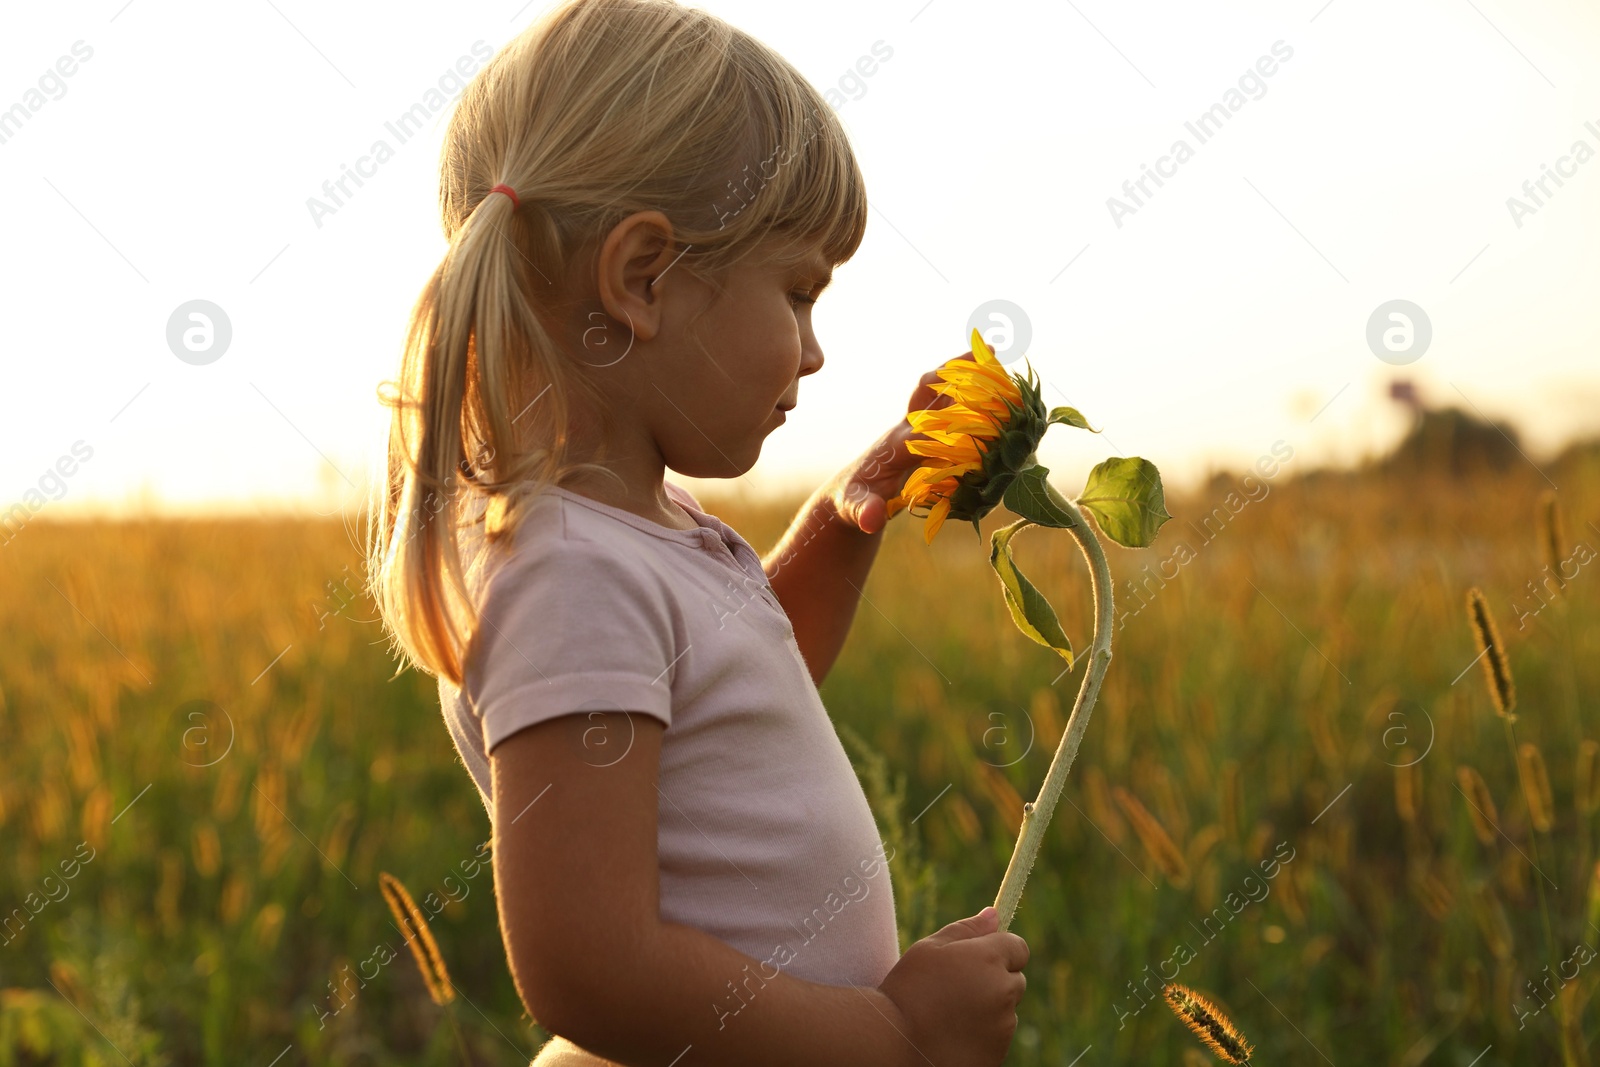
[369,185,613,686]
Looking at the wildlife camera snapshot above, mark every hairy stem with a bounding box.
[1506,716,1566,1063]
[993,499,1115,933]
[448,1005,474,1066]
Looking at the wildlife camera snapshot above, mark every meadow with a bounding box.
[1,433,1597,1065]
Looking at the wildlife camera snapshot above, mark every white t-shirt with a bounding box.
[437,480,901,992]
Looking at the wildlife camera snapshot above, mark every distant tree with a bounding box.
[1383,406,1523,476]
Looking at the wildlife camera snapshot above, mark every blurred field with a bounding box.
[2,431,1598,1065]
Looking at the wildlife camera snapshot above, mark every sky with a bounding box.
[3,0,1598,521]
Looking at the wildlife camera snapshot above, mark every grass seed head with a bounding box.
[1162,982,1255,1064]
[1586,860,1600,936]
[1516,741,1554,833]
[1394,761,1420,823]
[1576,739,1600,816]
[1469,885,1515,961]
[379,871,455,1006]
[1538,489,1566,592]
[1454,765,1499,847]
[1466,587,1516,720]
[1113,785,1191,888]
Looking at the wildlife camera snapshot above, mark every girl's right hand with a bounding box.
[878,907,1029,1067]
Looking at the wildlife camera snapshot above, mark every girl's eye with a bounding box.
[790,292,816,308]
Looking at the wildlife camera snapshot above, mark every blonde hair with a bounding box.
[367,0,868,687]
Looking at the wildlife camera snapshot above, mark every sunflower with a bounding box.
[890,328,1056,544]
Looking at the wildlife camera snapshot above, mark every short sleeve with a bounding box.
[465,538,678,753]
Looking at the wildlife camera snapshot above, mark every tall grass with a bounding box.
[0,454,1596,1064]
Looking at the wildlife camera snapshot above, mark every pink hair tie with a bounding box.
[489,183,521,210]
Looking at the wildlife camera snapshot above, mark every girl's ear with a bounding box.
[594,210,682,343]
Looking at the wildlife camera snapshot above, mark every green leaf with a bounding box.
[1047,406,1097,432]
[988,519,1074,669]
[1003,465,1078,529]
[1077,456,1172,548]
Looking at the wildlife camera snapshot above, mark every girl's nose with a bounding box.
[800,338,824,377]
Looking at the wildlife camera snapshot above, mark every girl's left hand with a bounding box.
[825,355,976,535]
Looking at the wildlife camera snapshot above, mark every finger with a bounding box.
[1006,932,1030,971]
[907,393,951,417]
[925,908,998,946]
[978,931,1030,971]
[836,480,886,535]
[855,493,885,535]
[859,431,911,480]
[906,373,941,413]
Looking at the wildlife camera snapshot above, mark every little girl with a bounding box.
[368,2,1028,1064]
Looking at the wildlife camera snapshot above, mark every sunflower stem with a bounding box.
[993,496,1115,933]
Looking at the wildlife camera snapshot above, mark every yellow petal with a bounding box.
[901,478,953,504]
[906,441,981,464]
[926,377,1015,411]
[906,433,980,454]
[924,496,953,544]
[910,410,994,435]
[941,359,1014,390]
[910,426,976,443]
[905,463,971,494]
[956,404,1010,426]
[907,407,966,430]
[942,379,1018,413]
[969,328,992,362]
[970,328,1013,373]
[904,434,976,454]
